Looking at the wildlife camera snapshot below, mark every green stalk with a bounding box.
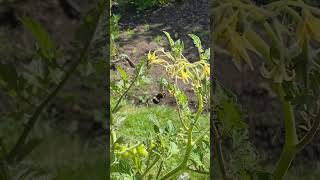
[159,90,204,179]
[156,161,164,179]
[273,83,298,180]
[111,130,117,144]
[142,155,160,177]
[273,146,297,180]
[159,129,193,180]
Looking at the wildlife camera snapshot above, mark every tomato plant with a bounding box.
[213,0,320,179]
[110,31,210,179]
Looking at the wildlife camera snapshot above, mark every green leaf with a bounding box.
[75,0,107,45]
[188,34,204,54]
[163,31,174,47]
[244,29,270,60]
[116,65,128,81]
[169,142,179,155]
[227,28,254,70]
[217,99,246,136]
[21,16,55,60]
[202,49,210,61]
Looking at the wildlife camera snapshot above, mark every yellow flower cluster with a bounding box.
[147,49,210,87]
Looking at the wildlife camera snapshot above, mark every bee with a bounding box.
[152,92,166,104]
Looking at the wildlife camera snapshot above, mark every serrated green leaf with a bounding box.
[189,34,204,54]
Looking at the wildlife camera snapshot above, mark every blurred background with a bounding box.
[0,0,107,179]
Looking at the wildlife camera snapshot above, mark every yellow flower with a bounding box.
[147,51,157,64]
[179,69,190,84]
[203,63,210,77]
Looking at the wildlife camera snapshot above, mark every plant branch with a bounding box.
[111,61,145,114]
[187,167,210,175]
[159,129,193,180]
[5,1,107,163]
[156,160,163,179]
[212,123,230,180]
[274,83,298,146]
[273,83,298,180]
[142,155,160,177]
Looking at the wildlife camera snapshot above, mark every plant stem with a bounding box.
[187,167,210,175]
[273,146,297,180]
[212,123,230,180]
[111,60,145,114]
[142,155,160,177]
[175,97,188,131]
[273,83,298,180]
[159,129,193,180]
[156,161,163,179]
[111,130,117,144]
